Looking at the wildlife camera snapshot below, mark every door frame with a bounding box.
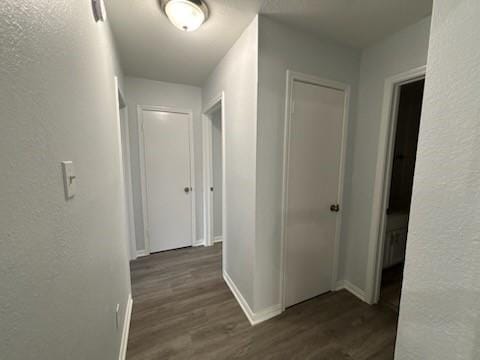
[137,105,197,255]
[280,70,351,311]
[365,66,426,304]
[114,77,137,260]
[202,92,226,266]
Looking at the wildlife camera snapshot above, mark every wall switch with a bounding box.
[61,161,76,199]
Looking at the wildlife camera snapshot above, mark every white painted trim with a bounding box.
[280,70,351,311]
[114,77,137,261]
[223,271,254,324]
[223,271,281,326]
[365,66,426,304]
[334,280,367,302]
[213,236,223,243]
[202,93,227,274]
[137,105,197,254]
[118,293,133,360]
[192,238,205,247]
[201,112,213,247]
[136,249,148,258]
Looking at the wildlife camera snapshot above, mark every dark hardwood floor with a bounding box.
[127,244,398,359]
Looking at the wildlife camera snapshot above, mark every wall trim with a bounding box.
[213,236,223,243]
[335,280,367,303]
[193,238,205,247]
[223,271,281,326]
[118,294,133,360]
[252,303,282,326]
[136,250,149,258]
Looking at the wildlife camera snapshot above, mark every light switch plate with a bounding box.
[61,161,76,199]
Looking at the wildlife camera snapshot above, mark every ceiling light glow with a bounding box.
[163,0,208,32]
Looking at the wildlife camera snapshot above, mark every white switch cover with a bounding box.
[61,161,76,199]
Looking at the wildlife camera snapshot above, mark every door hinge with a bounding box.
[291,101,295,114]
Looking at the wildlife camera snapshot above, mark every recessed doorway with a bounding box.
[366,66,426,307]
[203,93,226,264]
[380,78,424,311]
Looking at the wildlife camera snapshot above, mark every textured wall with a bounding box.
[0,1,131,359]
[395,1,480,358]
[202,17,258,307]
[124,77,203,251]
[342,17,431,291]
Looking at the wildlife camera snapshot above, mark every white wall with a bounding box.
[396,1,480,358]
[202,16,259,307]
[255,16,361,311]
[341,17,431,292]
[0,1,131,359]
[211,107,223,238]
[124,77,203,251]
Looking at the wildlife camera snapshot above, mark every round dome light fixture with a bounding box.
[162,0,209,32]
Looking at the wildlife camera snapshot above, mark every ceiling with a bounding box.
[105,0,432,86]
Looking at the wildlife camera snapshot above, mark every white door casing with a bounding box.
[365,66,426,304]
[138,106,196,253]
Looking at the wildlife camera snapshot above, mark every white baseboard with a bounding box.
[252,303,282,325]
[335,280,367,303]
[193,238,205,247]
[223,271,281,326]
[136,249,149,258]
[118,294,133,360]
[213,236,223,243]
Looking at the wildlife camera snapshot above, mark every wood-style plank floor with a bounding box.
[127,244,398,360]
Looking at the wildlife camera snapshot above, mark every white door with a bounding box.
[285,80,345,307]
[142,109,194,253]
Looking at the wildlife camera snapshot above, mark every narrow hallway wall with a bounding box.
[0,1,131,359]
[396,1,480,358]
[202,16,259,309]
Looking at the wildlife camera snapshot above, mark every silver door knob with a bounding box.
[330,204,340,212]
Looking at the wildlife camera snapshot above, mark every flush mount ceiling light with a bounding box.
[161,0,209,32]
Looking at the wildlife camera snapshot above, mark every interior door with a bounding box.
[285,80,345,307]
[142,109,193,253]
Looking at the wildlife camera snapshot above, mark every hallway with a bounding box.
[127,245,398,359]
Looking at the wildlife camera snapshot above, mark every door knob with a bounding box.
[330,204,340,212]
[184,187,190,194]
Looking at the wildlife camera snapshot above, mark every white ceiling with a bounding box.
[105,0,432,86]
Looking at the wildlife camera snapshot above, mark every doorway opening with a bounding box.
[203,93,226,268]
[380,78,424,311]
[115,77,136,260]
[367,67,426,308]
